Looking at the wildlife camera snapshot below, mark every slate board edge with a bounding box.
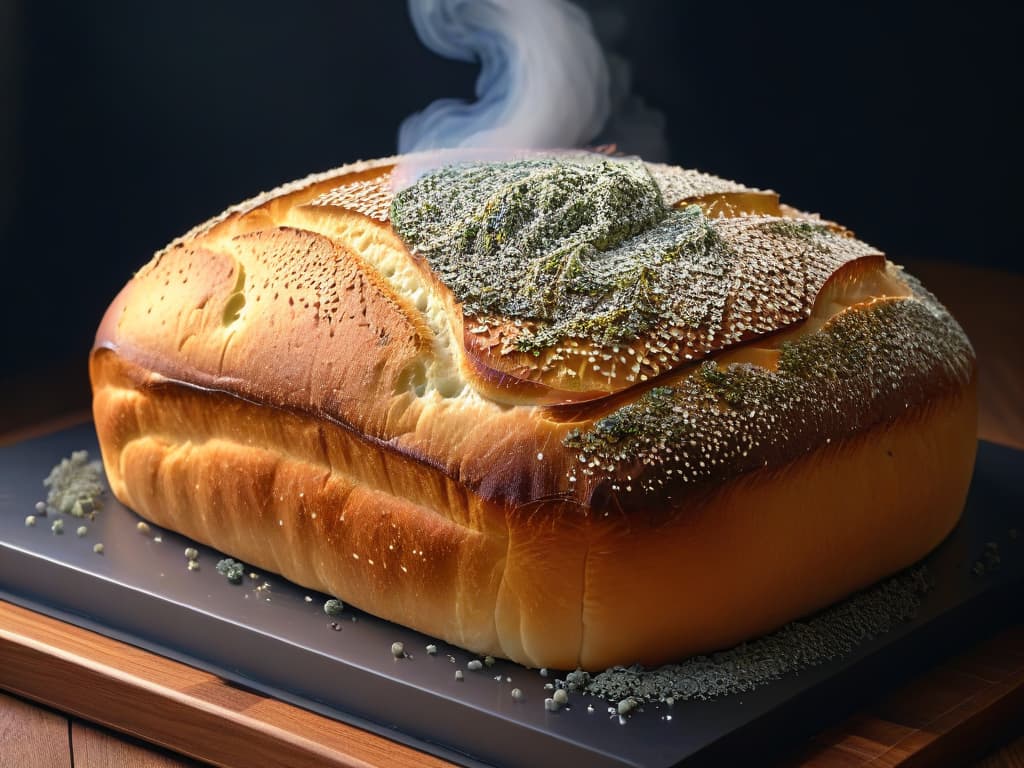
[0,423,1021,768]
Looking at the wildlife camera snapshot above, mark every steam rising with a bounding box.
[398,0,666,162]
[399,0,609,153]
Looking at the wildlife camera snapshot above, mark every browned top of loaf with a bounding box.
[94,154,975,513]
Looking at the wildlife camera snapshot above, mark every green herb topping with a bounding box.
[216,558,245,584]
[559,566,932,703]
[43,450,104,518]
[391,157,733,351]
[563,293,972,491]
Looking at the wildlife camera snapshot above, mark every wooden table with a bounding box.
[1,262,1022,768]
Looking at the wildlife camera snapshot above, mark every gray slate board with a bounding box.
[1,423,1022,767]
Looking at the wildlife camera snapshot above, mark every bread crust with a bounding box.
[91,350,976,669]
[91,154,978,669]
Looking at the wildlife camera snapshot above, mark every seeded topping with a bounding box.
[43,450,104,518]
[561,567,931,703]
[564,286,973,493]
[306,160,759,226]
[391,156,883,395]
[309,174,393,222]
[324,598,344,616]
[392,157,670,346]
[216,558,245,584]
[643,162,760,205]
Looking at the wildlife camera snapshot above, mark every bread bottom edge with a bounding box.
[91,350,978,670]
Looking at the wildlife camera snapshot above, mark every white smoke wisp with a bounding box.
[398,0,612,156]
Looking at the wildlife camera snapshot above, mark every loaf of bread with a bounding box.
[91,153,977,671]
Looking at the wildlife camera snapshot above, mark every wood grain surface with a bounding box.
[776,628,1024,766]
[70,720,203,768]
[0,691,70,768]
[0,600,449,768]
[1,599,1021,768]
[977,739,1024,768]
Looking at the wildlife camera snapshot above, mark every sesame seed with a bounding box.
[24,515,36,527]
[391,642,405,658]
[467,660,483,671]
[92,543,104,554]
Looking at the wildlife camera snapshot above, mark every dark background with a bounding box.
[1,2,1021,407]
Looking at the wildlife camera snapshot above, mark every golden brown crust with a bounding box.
[91,350,976,669]
[91,154,979,669]
[298,160,875,398]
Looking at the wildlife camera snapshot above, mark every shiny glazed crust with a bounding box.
[91,155,978,669]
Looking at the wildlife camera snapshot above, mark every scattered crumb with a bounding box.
[215,558,245,584]
[44,451,104,517]
[324,599,344,616]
